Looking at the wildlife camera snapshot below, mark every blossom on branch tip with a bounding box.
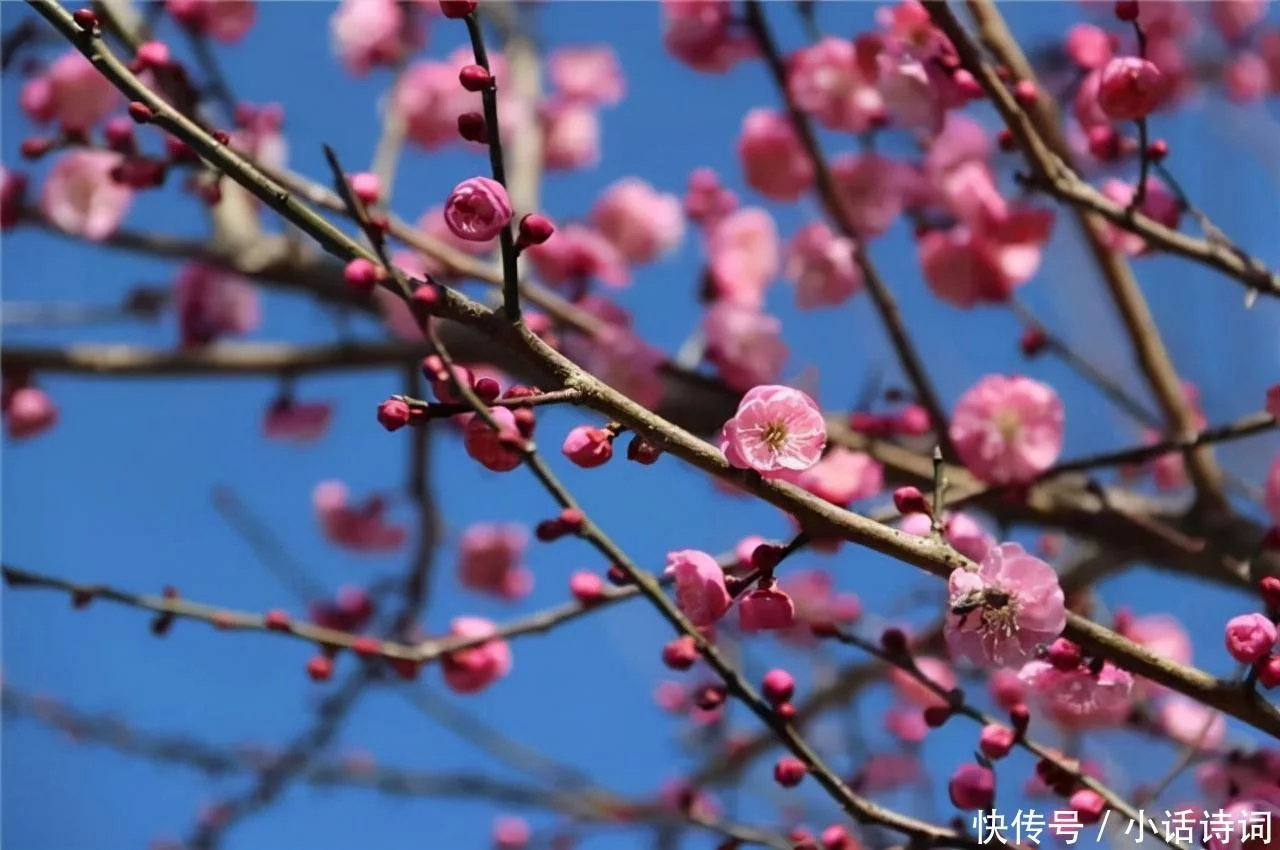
[719,385,826,479]
[666,549,731,627]
[950,374,1064,484]
[1017,658,1134,729]
[1224,613,1277,664]
[4,387,58,441]
[739,582,796,631]
[945,543,1067,668]
[948,763,995,810]
[441,617,512,694]
[40,150,134,242]
[313,481,407,553]
[1097,57,1167,121]
[458,523,532,601]
[444,177,513,243]
[561,425,614,469]
[590,178,684,265]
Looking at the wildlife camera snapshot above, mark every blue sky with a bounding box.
[4,2,1280,849]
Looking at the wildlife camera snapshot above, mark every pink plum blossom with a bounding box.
[330,0,415,77]
[793,448,883,506]
[777,570,861,644]
[1224,613,1277,664]
[918,209,1055,308]
[738,583,795,631]
[705,208,780,307]
[853,753,921,793]
[39,150,133,242]
[890,657,956,709]
[785,222,863,310]
[540,100,601,172]
[949,374,1065,484]
[945,542,1067,667]
[173,263,260,347]
[526,223,630,289]
[547,46,624,107]
[1158,696,1226,751]
[899,511,995,562]
[1018,659,1134,730]
[263,399,333,443]
[590,178,684,265]
[683,167,738,230]
[19,51,120,131]
[395,60,472,150]
[440,617,512,694]
[166,0,256,42]
[4,388,58,441]
[830,154,910,238]
[876,44,949,137]
[660,0,755,74]
[736,109,814,202]
[666,549,731,627]
[787,37,885,133]
[702,302,788,391]
[313,481,407,553]
[719,385,826,479]
[1206,785,1280,850]
[492,816,531,850]
[458,523,532,601]
[1064,24,1113,71]
[1096,56,1167,121]
[444,177,513,243]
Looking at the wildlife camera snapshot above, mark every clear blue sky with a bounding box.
[4,2,1280,849]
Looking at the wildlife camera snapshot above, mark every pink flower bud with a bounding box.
[773,756,807,788]
[1261,576,1280,611]
[978,724,1015,759]
[457,111,487,143]
[948,763,995,810]
[5,387,58,440]
[517,213,555,248]
[761,668,795,705]
[349,172,381,206]
[128,101,154,123]
[344,258,381,292]
[376,397,411,432]
[458,64,491,92]
[662,636,698,670]
[568,570,603,605]
[893,486,930,516]
[444,176,512,242]
[1224,613,1277,664]
[738,584,795,631]
[561,425,614,469]
[135,41,171,69]
[464,408,523,472]
[1257,655,1280,689]
[1096,57,1165,121]
[438,0,476,18]
[1069,789,1106,824]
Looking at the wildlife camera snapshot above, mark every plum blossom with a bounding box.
[876,43,949,137]
[736,109,814,203]
[310,586,375,632]
[899,511,995,562]
[458,523,532,601]
[395,60,471,150]
[4,387,58,441]
[20,51,119,131]
[705,208,780,307]
[785,222,863,310]
[166,0,256,42]
[263,398,333,443]
[684,167,738,229]
[702,302,787,391]
[777,570,861,644]
[39,150,133,242]
[950,374,1065,484]
[1018,659,1134,729]
[1225,613,1277,664]
[830,154,910,238]
[660,0,755,73]
[1207,785,1280,850]
[666,549,731,627]
[720,385,826,479]
[1158,696,1226,751]
[793,447,883,506]
[440,617,512,694]
[1096,57,1166,121]
[330,0,416,77]
[590,178,684,265]
[738,582,795,631]
[890,656,957,709]
[540,100,601,171]
[173,263,260,347]
[787,37,885,133]
[918,209,1055,308]
[526,223,630,289]
[547,46,624,107]
[946,543,1067,667]
[313,481,407,553]
[444,177,513,243]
